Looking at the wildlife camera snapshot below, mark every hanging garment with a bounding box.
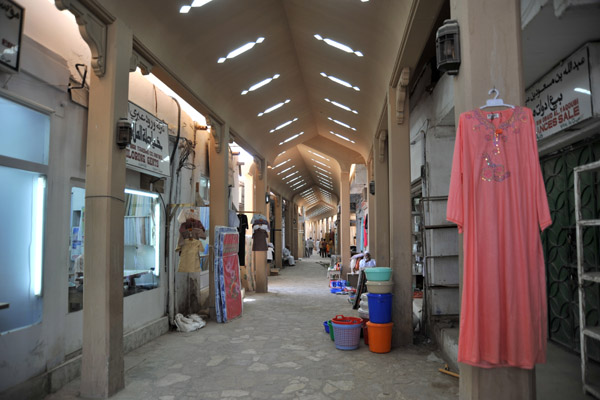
[447,106,552,369]
[238,214,249,266]
[176,207,207,250]
[178,240,203,273]
[363,214,368,249]
[251,214,270,251]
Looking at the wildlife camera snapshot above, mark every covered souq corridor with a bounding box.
[1,0,600,399]
[46,257,585,400]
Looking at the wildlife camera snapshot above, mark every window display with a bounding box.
[68,188,162,312]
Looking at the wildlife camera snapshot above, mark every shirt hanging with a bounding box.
[447,106,552,369]
[238,213,249,266]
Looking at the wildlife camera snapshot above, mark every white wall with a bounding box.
[0,1,211,391]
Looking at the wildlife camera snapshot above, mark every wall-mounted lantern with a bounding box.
[436,19,461,76]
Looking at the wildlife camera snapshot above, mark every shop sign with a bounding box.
[525,46,593,141]
[0,0,24,72]
[126,102,170,178]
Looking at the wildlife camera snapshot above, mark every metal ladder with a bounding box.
[574,159,600,399]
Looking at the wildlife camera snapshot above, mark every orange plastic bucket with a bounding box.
[366,321,393,353]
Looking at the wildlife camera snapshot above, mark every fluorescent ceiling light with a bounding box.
[287,176,301,184]
[277,151,286,158]
[312,159,330,168]
[290,180,305,187]
[125,188,159,198]
[320,72,360,91]
[273,158,291,169]
[32,176,46,296]
[328,117,356,131]
[292,183,307,190]
[180,5,191,13]
[279,131,304,145]
[270,117,299,133]
[314,34,364,57]
[330,131,356,144]
[258,99,290,117]
[315,166,332,174]
[191,0,213,7]
[242,74,280,95]
[308,150,330,161]
[574,88,591,95]
[218,37,265,63]
[154,203,161,276]
[301,189,313,195]
[277,166,294,175]
[143,73,206,124]
[324,98,358,114]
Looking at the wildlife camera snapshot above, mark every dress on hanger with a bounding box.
[447,106,552,369]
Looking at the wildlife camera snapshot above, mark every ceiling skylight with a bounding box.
[258,99,290,117]
[279,131,304,145]
[293,183,307,190]
[273,158,291,169]
[180,5,191,13]
[314,34,363,57]
[218,37,265,63]
[242,74,280,95]
[270,117,299,133]
[192,0,213,7]
[324,98,358,114]
[290,180,305,187]
[320,72,360,91]
[330,131,356,144]
[283,171,299,180]
[277,166,295,175]
[287,176,301,184]
[312,159,330,168]
[308,150,330,161]
[314,166,332,174]
[328,117,356,131]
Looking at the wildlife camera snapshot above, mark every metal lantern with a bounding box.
[436,19,461,75]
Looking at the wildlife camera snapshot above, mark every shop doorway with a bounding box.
[541,137,600,360]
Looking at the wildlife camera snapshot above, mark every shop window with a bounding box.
[0,95,49,333]
[68,188,162,313]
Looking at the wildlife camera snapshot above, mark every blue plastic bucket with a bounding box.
[367,293,393,323]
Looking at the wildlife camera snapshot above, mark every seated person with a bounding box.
[358,252,376,271]
[282,245,295,266]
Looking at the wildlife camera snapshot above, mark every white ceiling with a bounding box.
[100,0,415,215]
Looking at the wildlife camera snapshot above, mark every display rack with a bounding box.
[574,159,600,399]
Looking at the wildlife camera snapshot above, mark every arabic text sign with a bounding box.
[525,46,592,140]
[126,102,170,177]
[0,0,23,71]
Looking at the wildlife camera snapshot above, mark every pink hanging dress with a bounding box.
[447,106,552,369]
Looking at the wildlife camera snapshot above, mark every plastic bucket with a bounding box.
[328,321,334,341]
[366,321,393,353]
[367,293,393,323]
[331,321,362,350]
[361,318,369,344]
[364,267,392,281]
[323,321,330,334]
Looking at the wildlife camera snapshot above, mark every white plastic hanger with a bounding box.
[480,88,515,109]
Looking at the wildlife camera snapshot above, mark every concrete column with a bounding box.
[274,195,283,269]
[450,0,534,398]
[80,19,132,398]
[340,171,351,275]
[374,133,390,267]
[387,84,413,346]
[208,121,229,318]
[253,160,268,292]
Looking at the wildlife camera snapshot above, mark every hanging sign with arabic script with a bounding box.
[0,0,24,72]
[525,46,592,141]
[126,102,170,178]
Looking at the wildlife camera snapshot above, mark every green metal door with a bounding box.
[541,138,600,358]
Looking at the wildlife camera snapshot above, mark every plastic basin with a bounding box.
[366,280,393,294]
[364,267,392,281]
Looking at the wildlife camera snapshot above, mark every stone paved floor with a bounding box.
[47,254,459,400]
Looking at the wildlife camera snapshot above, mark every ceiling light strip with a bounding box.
[242,74,280,95]
[320,72,360,91]
[330,131,356,144]
[258,99,291,117]
[324,98,358,114]
[270,117,298,133]
[279,131,304,146]
[218,37,265,63]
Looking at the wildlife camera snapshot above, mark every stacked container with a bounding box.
[364,267,394,353]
